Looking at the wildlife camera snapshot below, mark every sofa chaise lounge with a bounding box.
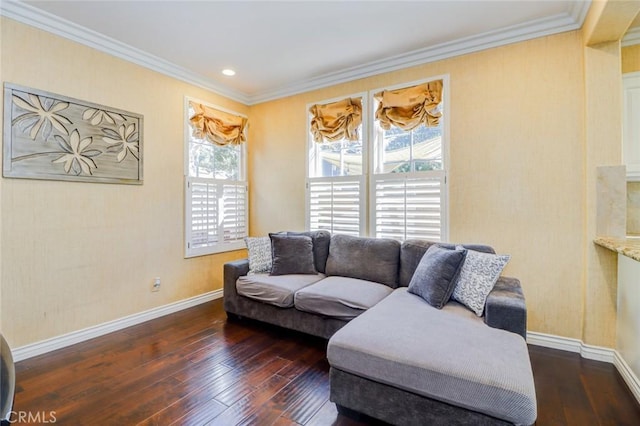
[223,232,536,425]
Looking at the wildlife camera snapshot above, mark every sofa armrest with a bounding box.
[484,276,527,340]
[223,259,249,314]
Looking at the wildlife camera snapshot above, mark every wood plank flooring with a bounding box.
[10,299,640,425]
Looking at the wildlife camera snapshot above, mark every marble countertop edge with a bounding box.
[594,236,640,262]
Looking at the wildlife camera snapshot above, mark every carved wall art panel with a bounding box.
[3,83,143,184]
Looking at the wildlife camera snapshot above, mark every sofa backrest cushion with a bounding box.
[286,230,331,273]
[326,234,400,287]
[399,239,495,287]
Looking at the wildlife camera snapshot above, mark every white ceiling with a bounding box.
[7,1,591,104]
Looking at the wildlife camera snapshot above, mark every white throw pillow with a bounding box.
[245,236,272,275]
[451,247,510,316]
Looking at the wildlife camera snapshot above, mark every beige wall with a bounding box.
[583,40,622,347]
[0,18,247,347]
[623,36,640,236]
[250,31,587,340]
[2,5,634,349]
[580,1,640,347]
[622,44,640,73]
[623,40,640,236]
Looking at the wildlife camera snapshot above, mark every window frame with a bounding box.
[368,75,450,242]
[184,96,248,257]
[305,92,368,236]
[304,76,449,241]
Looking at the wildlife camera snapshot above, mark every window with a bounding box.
[185,99,248,257]
[371,80,446,241]
[306,77,448,242]
[307,95,366,236]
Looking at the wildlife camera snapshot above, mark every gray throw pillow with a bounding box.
[286,230,331,273]
[452,247,511,316]
[269,234,317,275]
[245,236,272,275]
[399,240,495,287]
[407,245,467,309]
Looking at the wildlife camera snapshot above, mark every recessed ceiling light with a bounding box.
[222,69,236,76]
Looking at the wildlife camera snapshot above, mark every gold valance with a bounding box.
[189,102,248,146]
[374,80,443,131]
[309,97,362,143]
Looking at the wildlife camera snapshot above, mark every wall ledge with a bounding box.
[11,290,222,362]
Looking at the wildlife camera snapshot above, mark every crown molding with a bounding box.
[0,0,251,105]
[249,3,592,104]
[1,0,591,106]
[623,27,640,47]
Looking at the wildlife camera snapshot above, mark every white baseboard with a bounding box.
[12,290,223,362]
[527,331,615,363]
[614,351,640,403]
[10,300,640,407]
[527,331,640,404]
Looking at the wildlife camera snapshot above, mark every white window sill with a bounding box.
[185,241,246,258]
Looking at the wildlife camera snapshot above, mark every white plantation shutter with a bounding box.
[186,177,247,256]
[308,176,364,236]
[372,172,445,241]
[221,184,248,241]
[188,179,218,248]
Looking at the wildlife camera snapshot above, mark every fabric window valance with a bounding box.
[309,97,362,143]
[189,101,248,146]
[374,80,443,131]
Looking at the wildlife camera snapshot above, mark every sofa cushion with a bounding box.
[407,245,466,309]
[327,288,537,425]
[236,273,325,308]
[270,234,317,275]
[286,230,331,273]
[452,248,511,316]
[325,234,400,287]
[399,240,495,287]
[294,276,393,319]
[245,236,272,275]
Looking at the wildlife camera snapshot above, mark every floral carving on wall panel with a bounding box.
[3,83,143,184]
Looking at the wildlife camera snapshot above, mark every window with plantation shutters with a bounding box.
[306,77,448,242]
[372,78,447,242]
[185,98,248,257]
[307,94,366,236]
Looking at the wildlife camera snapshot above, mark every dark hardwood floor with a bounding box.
[10,299,640,425]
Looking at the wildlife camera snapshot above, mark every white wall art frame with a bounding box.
[3,83,143,184]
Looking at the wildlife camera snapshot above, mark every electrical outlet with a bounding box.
[152,277,161,292]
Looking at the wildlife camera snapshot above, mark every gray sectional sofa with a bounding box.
[223,232,537,425]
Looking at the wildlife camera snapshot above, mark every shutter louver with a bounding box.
[308,177,363,236]
[373,174,444,241]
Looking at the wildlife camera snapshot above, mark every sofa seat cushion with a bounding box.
[294,276,393,320]
[327,288,537,425]
[236,273,325,308]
